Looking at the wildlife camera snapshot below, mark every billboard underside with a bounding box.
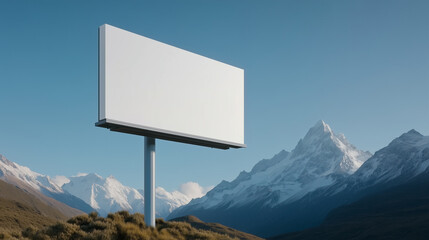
[96,119,243,149]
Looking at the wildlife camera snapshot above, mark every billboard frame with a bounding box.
[95,24,245,150]
[96,119,245,149]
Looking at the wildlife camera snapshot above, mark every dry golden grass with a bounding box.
[21,211,238,240]
[0,180,67,221]
[0,197,58,237]
[0,183,253,240]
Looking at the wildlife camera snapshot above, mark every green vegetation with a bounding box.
[17,211,238,240]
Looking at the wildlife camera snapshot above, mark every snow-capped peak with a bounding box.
[63,173,192,218]
[174,121,372,212]
[0,154,63,193]
[390,129,425,146]
[77,173,102,180]
[0,154,200,218]
[314,120,333,133]
[63,173,139,215]
[0,154,13,165]
[352,129,429,185]
[293,121,371,175]
[298,120,334,146]
[405,129,423,137]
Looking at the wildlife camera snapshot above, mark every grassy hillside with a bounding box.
[171,215,264,240]
[0,178,260,240]
[0,197,59,238]
[23,211,239,240]
[0,179,67,237]
[0,179,67,221]
[0,175,84,217]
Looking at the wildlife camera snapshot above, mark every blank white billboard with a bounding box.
[96,24,245,149]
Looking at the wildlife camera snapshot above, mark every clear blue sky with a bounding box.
[1,0,428,192]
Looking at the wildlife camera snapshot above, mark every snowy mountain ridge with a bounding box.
[0,155,196,218]
[169,123,429,237]
[63,173,192,217]
[345,129,429,188]
[0,154,92,216]
[176,120,372,212]
[0,154,63,193]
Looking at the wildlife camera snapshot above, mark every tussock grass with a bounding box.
[21,211,238,240]
[0,197,58,237]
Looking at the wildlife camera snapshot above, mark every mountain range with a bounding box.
[1,120,428,239]
[171,121,370,211]
[168,121,429,238]
[0,154,87,217]
[0,172,259,239]
[0,154,192,219]
[62,173,191,217]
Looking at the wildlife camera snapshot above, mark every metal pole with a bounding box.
[144,137,155,227]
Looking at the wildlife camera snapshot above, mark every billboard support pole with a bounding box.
[144,137,156,227]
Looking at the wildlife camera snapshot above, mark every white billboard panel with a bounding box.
[96,24,245,149]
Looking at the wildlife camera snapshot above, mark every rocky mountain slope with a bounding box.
[169,122,429,238]
[274,129,429,234]
[170,121,371,216]
[270,170,429,240]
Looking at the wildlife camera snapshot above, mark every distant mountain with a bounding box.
[270,171,429,240]
[0,154,62,193]
[257,129,429,237]
[170,215,264,240]
[0,154,90,217]
[0,179,65,234]
[141,186,191,218]
[272,129,429,233]
[341,129,429,191]
[63,173,191,218]
[0,154,193,218]
[169,120,372,236]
